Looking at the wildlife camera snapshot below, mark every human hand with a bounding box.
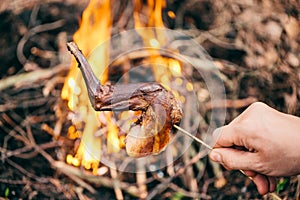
[209,102,300,195]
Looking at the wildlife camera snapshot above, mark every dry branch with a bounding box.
[17,19,65,65]
[0,0,89,14]
[0,64,69,92]
[53,161,140,197]
[146,150,208,200]
[205,97,258,110]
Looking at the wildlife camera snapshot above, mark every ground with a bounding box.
[0,0,299,199]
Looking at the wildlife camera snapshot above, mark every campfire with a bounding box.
[60,0,224,176]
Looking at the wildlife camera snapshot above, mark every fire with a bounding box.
[134,0,165,28]
[62,0,186,173]
[62,0,112,174]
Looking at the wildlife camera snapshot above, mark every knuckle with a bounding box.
[247,102,268,113]
[231,122,255,139]
[252,158,266,173]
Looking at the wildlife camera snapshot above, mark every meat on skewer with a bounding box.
[67,42,182,157]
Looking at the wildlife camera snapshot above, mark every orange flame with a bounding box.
[62,0,112,174]
[133,0,183,98]
[62,0,185,173]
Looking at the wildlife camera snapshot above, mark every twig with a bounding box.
[58,165,97,194]
[209,159,227,188]
[166,146,175,176]
[75,187,89,200]
[204,97,258,110]
[136,159,148,199]
[268,192,283,200]
[53,161,140,197]
[0,64,69,92]
[0,97,55,113]
[146,150,208,200]
[28,4,40,27]
[2,114,29,148]
[48,178,76,200]
[57,32,71,64]
[168,182,211,199]
[43,76,65,97]
[181,95,198,193]
[109,48,218,72]
[0,0,89,14]
[148,118,212,199]
[19,129,97,194]
[173,125,212,150]
[1,114,99,195]
[196,32,239,50]
[16,19,65,65]
[0,178,28,185]
[110,166,124,200]
[188,146,206,181]
[0,141,60,160]
[6,159,48,183]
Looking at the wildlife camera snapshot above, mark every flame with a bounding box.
[133,0,165,48]
[167,11,176,19]
[105,113,120,153]
[133,0,184,93]
[62,0,187,173]
[62,0,112,174]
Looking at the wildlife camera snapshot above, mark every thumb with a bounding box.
[209,148,256,171]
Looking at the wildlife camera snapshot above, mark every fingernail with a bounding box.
[210,150,222,163]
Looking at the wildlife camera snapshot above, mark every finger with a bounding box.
[212,126,235,148]
[250,173,270,195]
[209,148,257,171]
[212,125,258,153]
[268,176,277,192]
[242,170,277,194]
[212,124,254,148]
[241,169,257,177]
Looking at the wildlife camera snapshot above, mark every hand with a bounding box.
[209,102,300,195]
